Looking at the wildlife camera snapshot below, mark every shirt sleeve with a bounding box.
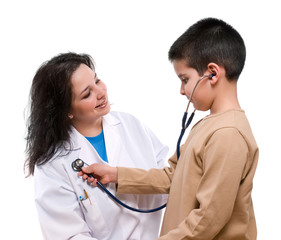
[34,163,97,240]
[159,128,249,239]
[117,151,178,194]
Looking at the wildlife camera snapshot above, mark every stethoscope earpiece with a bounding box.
[209,73,216,79]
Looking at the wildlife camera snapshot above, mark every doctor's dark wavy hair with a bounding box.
[25,52,95,176]
[168,18,246,81]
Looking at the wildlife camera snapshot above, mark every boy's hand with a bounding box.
[78,164,118,186]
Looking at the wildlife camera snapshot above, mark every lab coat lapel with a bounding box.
[70,127,105,167]
[69,112,135,168]
[102,113,122,167]
[102,113,137,167]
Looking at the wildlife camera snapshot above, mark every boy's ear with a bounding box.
[206,63,220,85]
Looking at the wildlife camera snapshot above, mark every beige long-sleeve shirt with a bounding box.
[117,109,258,239]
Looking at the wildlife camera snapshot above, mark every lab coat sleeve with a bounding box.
[144,124,169,168]
[34,162,97,240]
[117,150,178,194]
[159,128,249,239]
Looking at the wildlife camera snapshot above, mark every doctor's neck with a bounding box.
[72,117,103,137]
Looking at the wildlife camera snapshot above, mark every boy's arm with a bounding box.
[159,128,251,239]
[80,151,178,194]
[117,151,178,194]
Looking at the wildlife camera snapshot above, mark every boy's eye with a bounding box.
[95,78,101,84]
[181,78,189,83]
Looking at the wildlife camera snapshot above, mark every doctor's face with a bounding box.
[70,64,110,126]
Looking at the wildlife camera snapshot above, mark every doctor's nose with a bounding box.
[94,85,107,99]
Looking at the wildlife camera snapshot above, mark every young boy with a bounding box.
[80,18,259,239]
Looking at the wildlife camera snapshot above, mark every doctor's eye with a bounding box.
[95,78,101,84]
[83,91,91,99]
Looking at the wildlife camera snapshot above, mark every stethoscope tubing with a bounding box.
[176,111,195,159]
[176,74,211,159]
[89,173,167,213]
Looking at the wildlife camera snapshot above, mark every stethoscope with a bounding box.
[72,73,214,213]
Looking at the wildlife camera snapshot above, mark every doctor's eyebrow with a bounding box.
[79,73,97,96]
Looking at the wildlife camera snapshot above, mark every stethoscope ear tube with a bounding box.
[177,74,210,158]
[176,111,195,159]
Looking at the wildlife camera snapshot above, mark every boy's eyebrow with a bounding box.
[79,72,97,96]
[178,74,185,79]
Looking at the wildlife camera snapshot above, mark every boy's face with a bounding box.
[173,59,213,111]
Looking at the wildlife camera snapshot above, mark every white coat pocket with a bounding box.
[79,192,110,239]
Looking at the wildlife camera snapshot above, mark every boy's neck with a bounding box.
[210,80,241,115]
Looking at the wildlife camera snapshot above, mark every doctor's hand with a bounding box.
[78,164,118,186]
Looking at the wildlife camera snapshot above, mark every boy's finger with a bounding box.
[87,177,94,183]
[91,179,98,187]
[82,174,89,180]
[82,165,93,174]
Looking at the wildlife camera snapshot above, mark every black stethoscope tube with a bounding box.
[91,173,167,213]
[176,111,195,159]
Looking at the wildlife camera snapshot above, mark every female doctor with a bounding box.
[25,52,168,240]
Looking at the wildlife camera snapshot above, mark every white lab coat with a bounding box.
[34,111,169,240]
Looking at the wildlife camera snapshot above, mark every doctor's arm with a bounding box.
[34,163,98,240]
[143,124,169,168]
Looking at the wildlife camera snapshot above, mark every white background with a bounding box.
[1,0,280,239]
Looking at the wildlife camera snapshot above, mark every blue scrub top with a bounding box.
[85,130,108,162]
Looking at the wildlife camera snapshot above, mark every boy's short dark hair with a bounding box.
[168,18,246,81]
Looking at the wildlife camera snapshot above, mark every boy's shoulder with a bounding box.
[193,109,257,147]
[196,109,247,129]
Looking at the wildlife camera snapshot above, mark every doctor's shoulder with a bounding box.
[107,111,169,156]
[33,146,75,180]
[106,111,142,123]
[107,111,159,139]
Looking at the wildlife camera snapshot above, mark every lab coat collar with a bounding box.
[103,111,121,126]
[68,112,120,149]
[67,112,122,167]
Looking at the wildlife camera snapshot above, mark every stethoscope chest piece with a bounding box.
[72,158,84,172]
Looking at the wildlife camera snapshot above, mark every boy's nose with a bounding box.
[180,86,186,95]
